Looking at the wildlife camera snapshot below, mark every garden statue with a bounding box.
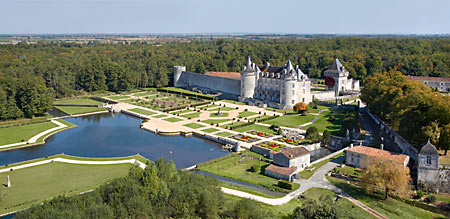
[216,107,222,116]
[346,129,350,140]
[7,175,10,188]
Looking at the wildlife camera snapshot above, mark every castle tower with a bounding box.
[417,139,439,192]
[281,60,297,109]
[324,59,349,96]
[173,66,186,87]
[240,56,257,101]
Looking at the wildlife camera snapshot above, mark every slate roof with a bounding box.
[407,76,450,82]
[205,71,241,80]
[265,164,297,176]
[347,146,409,164]
[327,59,346,72]
[258,65,285,74]
[279,147,310,160]
[419,140,439,156]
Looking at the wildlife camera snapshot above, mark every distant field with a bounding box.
[55,106,107,115]
[53,98,102,105]
[0,162,131,215]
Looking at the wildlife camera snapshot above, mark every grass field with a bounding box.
[201,119,232,125]
[221,99,246,105]
[215,131,234,137]
[128,108,156,116]
[0,162,131,215]
[182,123,205,129]
[158,87,213,99]
[298,153,344,179]
[55,106,107,115]
[201,128,220,133]
[223,194,301,217]
[238,111,258,118]
[327,177,446,219]
[302,188,377,219]
[152,114,168,118]
[162,117,184,123]
[180,112,201,118]
[220,121,247,129]
[53,98,102,105]
[0,121,58,145]
[438,150,450,165]
[307,105,331,114]
[107,95,131,100]
[303,109,353,135]
[197,155,280,190]
[262,113,317,128]
[233,124,277,135]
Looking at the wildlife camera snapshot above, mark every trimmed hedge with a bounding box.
[157,87,214,100]
[277,180,293,190]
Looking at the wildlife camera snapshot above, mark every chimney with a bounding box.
[380,143,384,150]
[350,143,353,148]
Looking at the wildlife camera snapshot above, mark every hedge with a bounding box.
[278,180,293,190]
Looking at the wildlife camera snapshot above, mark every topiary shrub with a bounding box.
[425,195,437,203]
[416,190,424,199]
[278,180,293,190]
[250,165,261,173]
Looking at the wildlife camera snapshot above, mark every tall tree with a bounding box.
[438,123,450,155]
[360,157,410,200]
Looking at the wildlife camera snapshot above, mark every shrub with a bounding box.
[416,190,425,198]
[278,180,293,190]
[236,107,239,109]
[244,109,248,111]
[250,165,260,173]
[425,195,437,203]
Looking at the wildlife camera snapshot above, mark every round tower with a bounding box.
[173,66,186,87]
[240,56,256,101]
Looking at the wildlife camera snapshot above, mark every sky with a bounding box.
[1,0,449,35]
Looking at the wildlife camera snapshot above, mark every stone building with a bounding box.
[174,56,360,109]
[417,140,440,191]
[324,59,360,96]
[264,147,310,181]
[345,145,410,168]
[407,76,450,92]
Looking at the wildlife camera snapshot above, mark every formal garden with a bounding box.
[254,141,287,151]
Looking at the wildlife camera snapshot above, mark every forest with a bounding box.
[0,37,449,120]
[361,70,450,152]
[15,159,343,219]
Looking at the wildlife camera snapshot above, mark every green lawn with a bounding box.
[302,188,377,219]
[172,109,193,115]
[0,121,58,145]
[0,162,131,215]
[327,177,446,219]
[210,112,229,117]
[180,112,201,118]
[197,155,281,191]
[182,123,205,129]
[220,121,247,129]
[201,128,220,133]
[238,111,258,118]
[215,131,234,137]
[307,105,331,114]
[303,109,355,135]
[162,117,184,123]
[152,114,168,118]
[221,99,246,105]
[207,106,235,111]
[55,106,107,115]
[128,108,156,116]
[132,92,156,97]
[298,153,344,179]
[53,98,102,105]
[262,113,317,128]
[201,119,232,125]
[234,124,277,135]
[158,87,212,99]
[107,95,131,100]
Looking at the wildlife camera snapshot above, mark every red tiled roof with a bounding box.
[407,76,450,82]
[347,146,409,164]
[205,71,241,80]
[265,164,297,176]
[280,147,309,160]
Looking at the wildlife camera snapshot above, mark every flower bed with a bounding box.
[274,137,314,146]
[246,130,273,138]
[229,134,259,143]
[254,141,287,151]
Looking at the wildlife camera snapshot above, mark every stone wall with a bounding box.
[250,146,273,159]
[365,109,418,161]
[438,167,450,193]
[175,71,241,96]
[265,169,290,181]
[311,91,336,101]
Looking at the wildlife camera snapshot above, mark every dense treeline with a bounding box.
[15,158,346,219]
[1,37,449,120]
[361,70,450,152]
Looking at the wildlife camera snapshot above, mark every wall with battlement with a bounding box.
[311,91,336,100]
[175,71,241,96]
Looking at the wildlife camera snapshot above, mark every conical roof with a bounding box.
[328,59,343,71]
[243,55,255,73]
[285,59,294,72]
[419,139,439,156]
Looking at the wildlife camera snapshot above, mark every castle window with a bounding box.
[292,100,294,104]
[302,98,305,102]
[303,89,305,94]
[426,156,432,165]
[292,90,295,95]
[292,84,295,88]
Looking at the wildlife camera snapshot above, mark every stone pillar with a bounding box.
[7,175,10,188]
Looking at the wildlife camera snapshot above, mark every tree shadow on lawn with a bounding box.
[330,155,345,164]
